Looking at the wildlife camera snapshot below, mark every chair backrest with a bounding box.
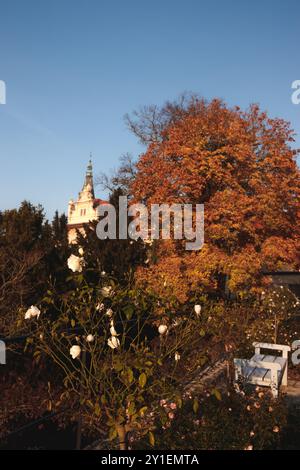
[253,342,290,358]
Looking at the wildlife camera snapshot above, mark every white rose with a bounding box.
[110,326,118,337]
[78,247,84,256]
[96,302,104,312]
[194,305,201,316]
[105,308,113,317]
[24,305,41,320]
[158,325,168,335]
[101,286,112,297]
[67,254,83,273]
[107,336,120,349]
[175,352,181,361]
[70,345,81,359]
[101,271,106,276]
[24,310,32,320]
[86,334,94,343]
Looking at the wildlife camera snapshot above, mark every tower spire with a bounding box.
[87,154,93,177]
[81,155,94,198]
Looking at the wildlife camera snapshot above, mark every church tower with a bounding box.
[67,159,107,243]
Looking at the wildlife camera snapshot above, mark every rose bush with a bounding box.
[132,386,287,450]
[20,271,208,449]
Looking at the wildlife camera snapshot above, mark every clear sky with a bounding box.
[0,0,299,219]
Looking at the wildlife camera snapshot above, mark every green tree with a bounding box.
[0,201,68,335]
[75,188,147,284]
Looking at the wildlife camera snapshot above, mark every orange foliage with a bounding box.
[132,99,300,299]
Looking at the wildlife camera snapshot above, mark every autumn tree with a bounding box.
[124,92,200,146]
[95,153,137,195]
[129,97,300,300]
[96,93,199,195]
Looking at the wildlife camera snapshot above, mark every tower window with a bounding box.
[80,209,86,216]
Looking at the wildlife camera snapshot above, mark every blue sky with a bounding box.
[0,0,299,219]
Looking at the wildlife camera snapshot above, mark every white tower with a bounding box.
[67,159,106,243]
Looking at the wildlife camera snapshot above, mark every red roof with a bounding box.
[93,198,109,208]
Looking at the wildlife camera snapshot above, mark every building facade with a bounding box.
[67,160,107,243]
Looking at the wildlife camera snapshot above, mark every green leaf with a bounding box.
[149,431,155,447]
[86,400,94,409]
[139,372,147,388]
[193,398,199,414]
[161,414,167,425]
[109,427,118,441]
[212,388,222,401]
[95,403,101,416]
[139,406,148,417]
[113,360,123,372]
[128,401,136,416]
[71,319,75,327]
[127,368,134,384]
[123,304,134,320]
[145,361,153,366]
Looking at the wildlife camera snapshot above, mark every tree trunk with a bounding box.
[116,424,127,450]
